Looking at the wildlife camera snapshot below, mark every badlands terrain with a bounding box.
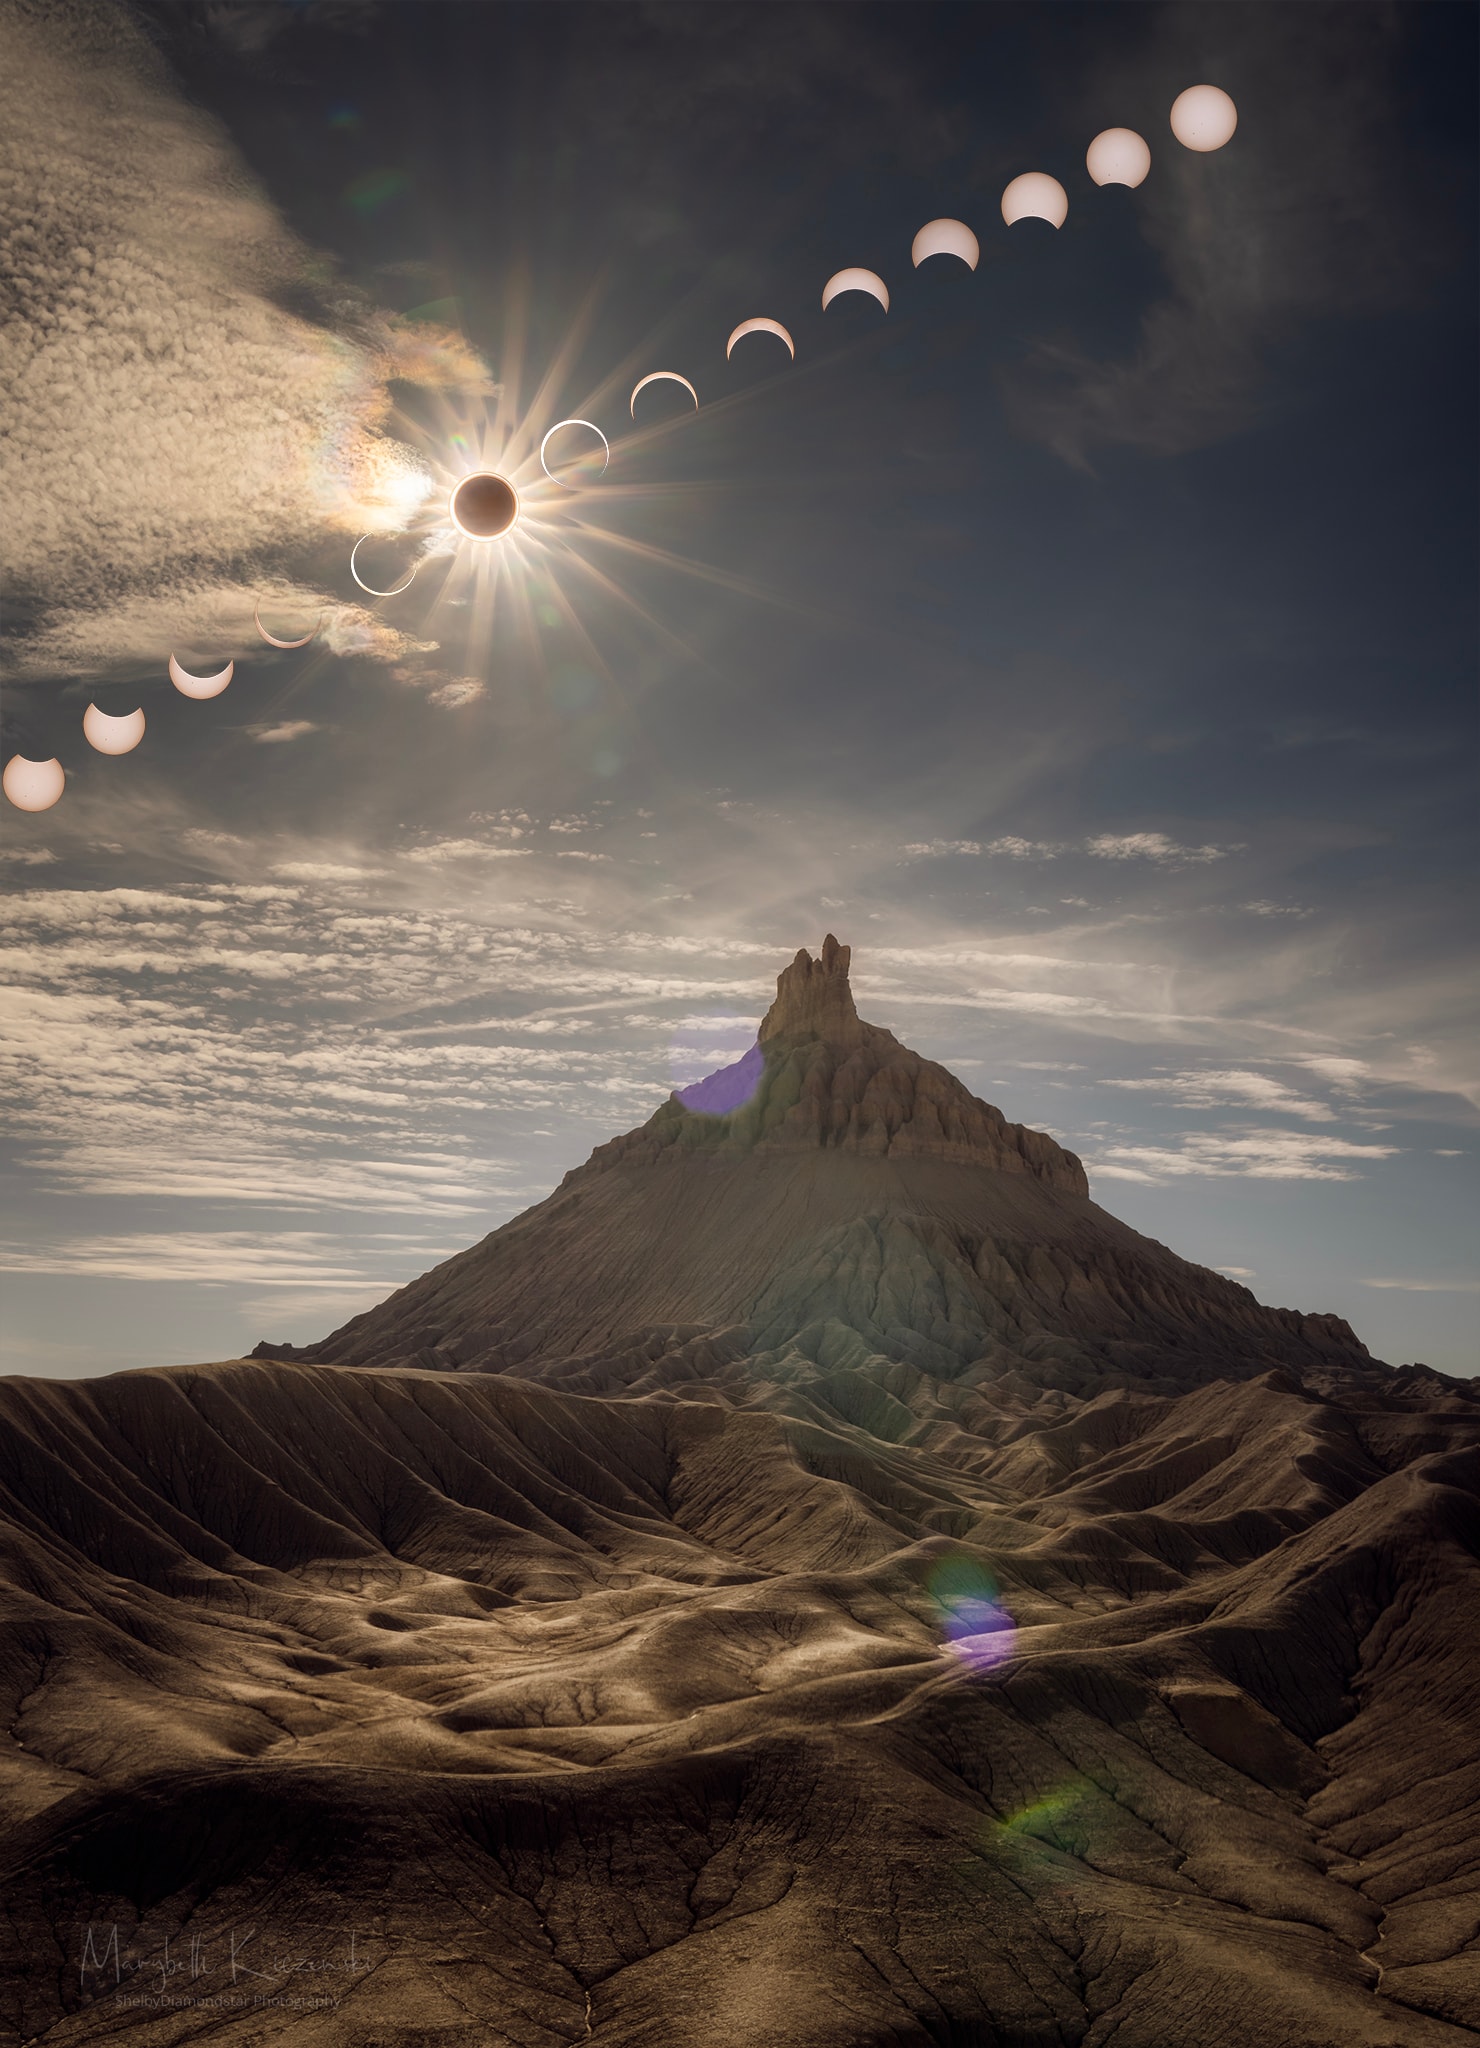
[1,939,1475,2047]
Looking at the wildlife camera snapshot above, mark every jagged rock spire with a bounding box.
[759,934,867,1047]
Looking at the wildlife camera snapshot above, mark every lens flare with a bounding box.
[928,1554,1015,1673]
[675,1039,765,1116]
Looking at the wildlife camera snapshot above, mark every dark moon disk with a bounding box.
[450,472,519,538]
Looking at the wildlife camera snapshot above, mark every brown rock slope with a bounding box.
[287,937,1377,1397]
[0,939,1475,2047]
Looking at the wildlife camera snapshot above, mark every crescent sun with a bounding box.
[539,418,611,487]
[630,371,699,418]
[349,535,419,598]
[911,219,980,270]
[168,654,235,699]
[253,603,321,650]
[83,704,146,755]
[821,268,890,313]
[726,317,796,361]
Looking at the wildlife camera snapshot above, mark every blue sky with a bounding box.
[1,0,1475,1376]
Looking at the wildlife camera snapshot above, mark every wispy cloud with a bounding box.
[0,1231,443,1288]
[248,721,320,745]
[428,679,486,709]
[1092,1128,1400,1185]
[1359,1277,1480,1295]
[401,840,535,864]
[902,833,1235,866]
[1103,1066,1338,1122]
[271,861,387,884]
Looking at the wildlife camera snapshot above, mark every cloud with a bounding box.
[1092,1128,1400,1185]
[0,876,745,1235]
[426,677,486,709]
[401,840,535,864]
[271,861,386,883]
[0,1230,407,1286]
[319,609,436,664]
[986,837,1058,859]
[1359,1278,1480,1294]
[1103,1066,1337,1122]
[905,833,1235,866]
[0,1,489,686]
[1085,833,1230,865]
[1296,1056,1370,1090]
[906,837,1063,860]
[247,720,319,745]
[391,664,487,707]
[11,584,429,683]
[0,847,58,865]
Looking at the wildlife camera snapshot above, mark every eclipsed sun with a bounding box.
[450,471,520,539]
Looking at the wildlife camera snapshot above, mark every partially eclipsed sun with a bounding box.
[450,471,520,539]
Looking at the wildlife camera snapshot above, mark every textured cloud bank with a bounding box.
[0,0,488,683]
[903,833,1233,866]
[0,837,1454,1236]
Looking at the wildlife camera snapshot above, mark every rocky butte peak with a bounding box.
[271,933,1383,1401]
[624,934,1083,1190]
[759,933,868,1049]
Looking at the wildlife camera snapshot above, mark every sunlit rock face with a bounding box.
[759,931,871,1048]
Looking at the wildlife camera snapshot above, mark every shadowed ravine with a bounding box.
[1,942,1475,2047]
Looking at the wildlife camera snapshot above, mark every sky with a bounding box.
[1,0,1475,1378]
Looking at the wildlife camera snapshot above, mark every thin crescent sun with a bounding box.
[349,535,419,597]
[254,603,321,650]
[726,317,795,361]
[539,418,612,487]
[629,371,699,418]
